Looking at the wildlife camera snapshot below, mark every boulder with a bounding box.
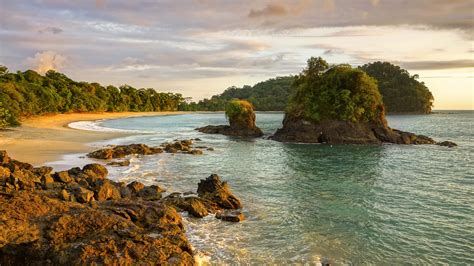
[437,141,457,147]
[197,174,242,209]
[0,166,11,185]
[188,149,203,155]
[127,181,145,194]
[54,171,73,183]
[93,181,121,201]
[0,150,10,165]
[181,197,209,218]
[136,185,165,201]
[216,210,245,222]
[107,159,131,167]
[74,187,95,203]
[82,164,108,181]
[87,144,163,159]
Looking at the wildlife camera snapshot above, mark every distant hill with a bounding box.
[360,62,434,114]
[179,76,295,111]
[182,62,434,114]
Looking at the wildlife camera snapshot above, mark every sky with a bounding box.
[0,0,473,110]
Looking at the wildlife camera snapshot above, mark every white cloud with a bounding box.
[26,51,67,74]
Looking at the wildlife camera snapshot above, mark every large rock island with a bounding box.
[196,100,263,137]
[272,57,436,145]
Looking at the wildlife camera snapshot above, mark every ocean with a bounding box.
[51,111,473,264]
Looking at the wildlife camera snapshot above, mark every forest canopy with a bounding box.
[286,57,385,123]
[360,62,434,114]
[181,61,433,114]
[0,67,185,128]
[179,76,295,111]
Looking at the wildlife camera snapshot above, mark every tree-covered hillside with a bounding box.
[180,76,295,111]
[0,66,185,128]
[360,62,434,114]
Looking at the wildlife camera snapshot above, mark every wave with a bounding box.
[68,120,151,133]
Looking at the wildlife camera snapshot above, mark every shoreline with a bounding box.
[0,111,189,166]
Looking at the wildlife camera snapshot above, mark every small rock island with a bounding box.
[196,100,263,137]
[272,57,436,145]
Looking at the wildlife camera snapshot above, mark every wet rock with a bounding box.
[127,181,145,194]
[0,192,194,265]
[82,163,108,181]
[87,144,163,159]
[137,185,165,201]
[60,189,71,201]
[107,159,130,167]
[181,197,209,218]
[197,174,242,209]
[74,187,95,203]
[0,150,10,165]
[188,149,203,155]
[42,175,55,189]
[54,171,72,183]
[0,166,11,185]
[216,210,245,222]
[437,141,457,147]
[93,180,121,201]
[32,166,53,177]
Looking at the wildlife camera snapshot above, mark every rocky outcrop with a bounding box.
[196,100,263,137]
[272,115,438,145]
[88,140,209,160]
[0,150,244,265]
[196,124,263,137]
[197,174,242,209]
[436,141,457,147]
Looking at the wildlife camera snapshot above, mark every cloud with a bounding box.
[370,0,380,7]
[38,26,63,34]
[26,51,67,74]
[398,60,474,70]
[248,3,287,18]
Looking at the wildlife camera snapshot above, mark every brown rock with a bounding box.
[0,150,10,165]
[107,159,130,167]
[216,210,245,222]
[74,187,95,203]
[137,185,165,201]
[93,181,121,201]
[127,181,145,194]
[437,141,457,147]
[197,174,242,209]
[82,164,108,180]
[188,149,203,155]
[54,171,72,183]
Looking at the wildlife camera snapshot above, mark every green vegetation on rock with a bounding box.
[287,57,385,123]
[360,61,433,114]
[0,66,185,128]
[225,100,256,128]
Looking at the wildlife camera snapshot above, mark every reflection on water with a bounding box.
[47,111,474,264]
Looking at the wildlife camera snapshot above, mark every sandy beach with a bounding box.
[0,112,187,166]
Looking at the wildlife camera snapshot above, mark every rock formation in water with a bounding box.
[196,100,263,137]
[87,140,208,159]
[272,57,448,145]
[0,150,243,265]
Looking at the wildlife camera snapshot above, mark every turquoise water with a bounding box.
[70,111,474,264]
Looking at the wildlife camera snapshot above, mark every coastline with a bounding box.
[0,111,188,166]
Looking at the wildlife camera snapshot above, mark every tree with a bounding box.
[360,62,434,114]
[287,58,385,123]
